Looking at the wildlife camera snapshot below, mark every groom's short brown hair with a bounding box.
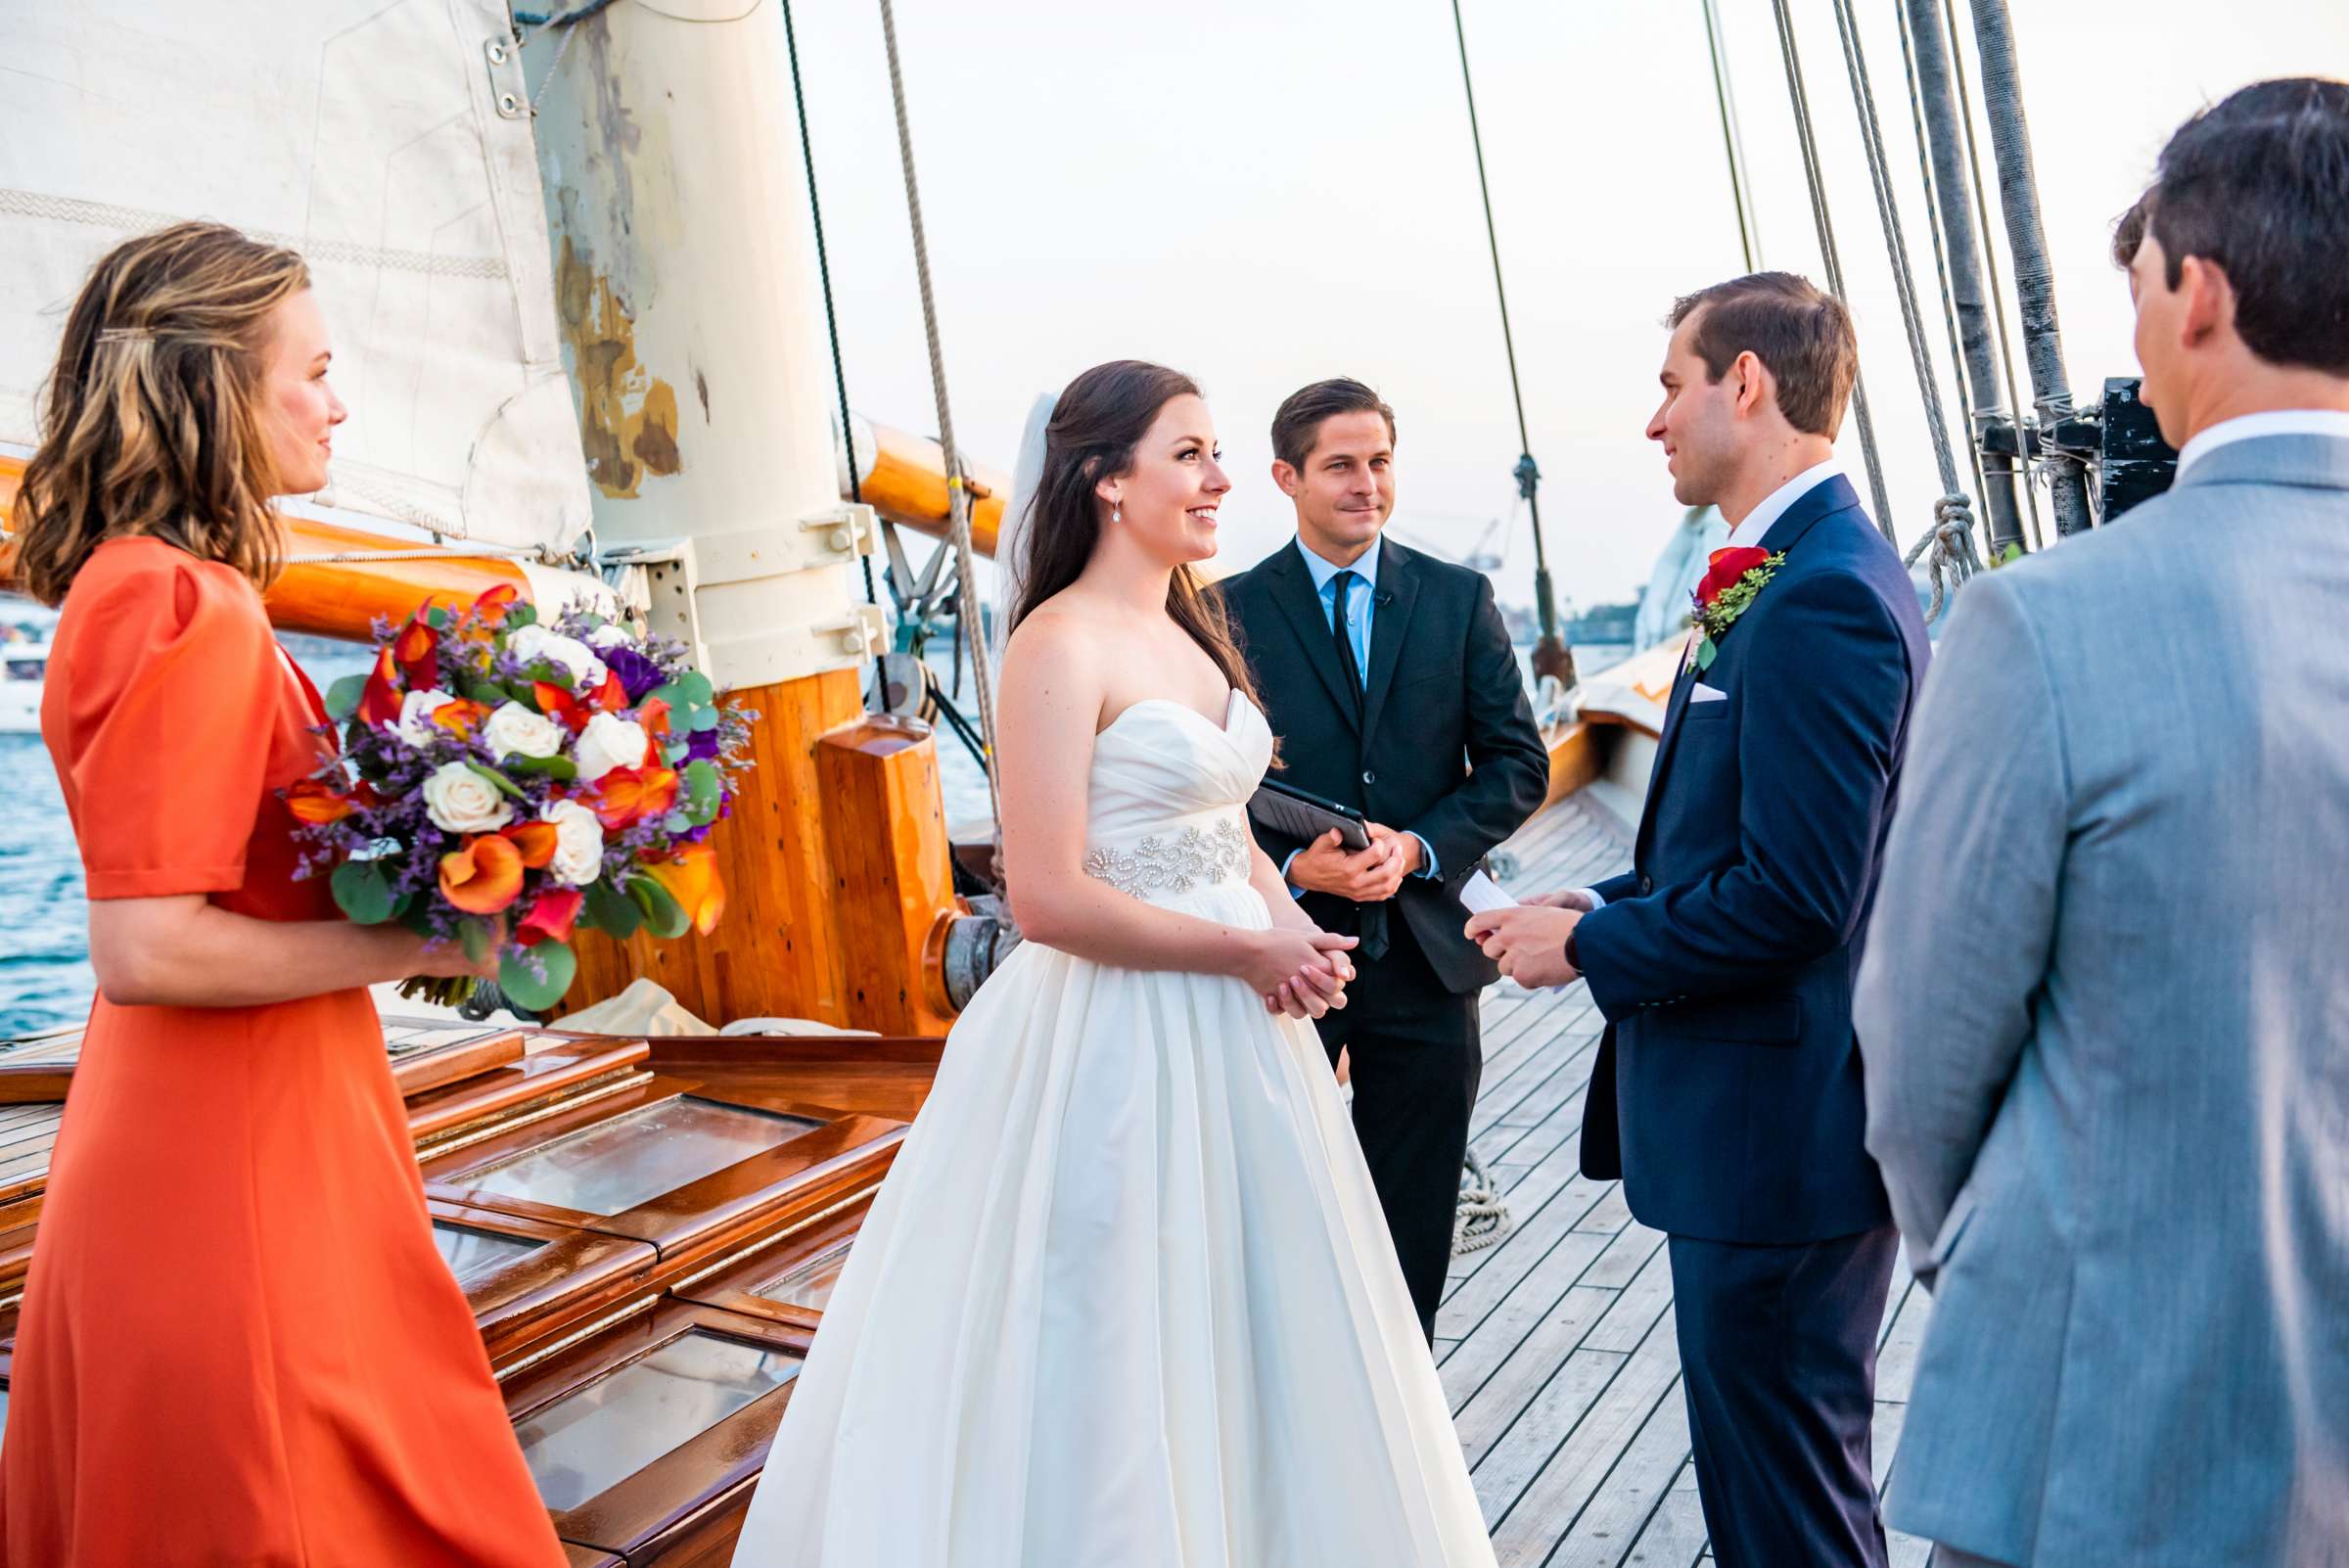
[1667,272,1858,438]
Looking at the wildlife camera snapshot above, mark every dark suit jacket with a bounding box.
[1215,536,1548,994]
[1575,475,1927,1244]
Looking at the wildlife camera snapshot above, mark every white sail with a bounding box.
[0,0,589,555]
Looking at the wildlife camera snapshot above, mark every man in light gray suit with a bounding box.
[1855,78,2349,1568]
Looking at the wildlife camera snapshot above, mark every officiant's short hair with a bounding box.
[1271,378,1397,471]
[1667,272,1857,439]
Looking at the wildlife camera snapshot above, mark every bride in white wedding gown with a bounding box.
[733,361,1498,1567]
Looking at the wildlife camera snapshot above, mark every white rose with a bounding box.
[421,761,515,834]
[508,624,608,691]
[395,688,455,748]
[574,711,650,784]
[586,623,636,650]
[482,701,562,761]
[542,799,606,887]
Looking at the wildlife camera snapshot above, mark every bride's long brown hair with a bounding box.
[11,221,310,605]
[1009,360,1263,710]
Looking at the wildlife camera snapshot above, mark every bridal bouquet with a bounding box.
[286,584,754,1011]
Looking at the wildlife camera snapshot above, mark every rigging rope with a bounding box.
[876,0,1001,826]
[1765,0,1897,544]
[778,0,888,701]
[1825,0,1979,615]
[1941,0,2046,551]
[1447,0,1569,685]
[279,546,538,566]
[1890,0,1989,530]
[1699,0,1762,273]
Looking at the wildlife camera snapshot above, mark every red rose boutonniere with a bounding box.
[1688,546,1786,670]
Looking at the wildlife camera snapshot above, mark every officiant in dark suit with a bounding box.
[1215,379,1548,1342]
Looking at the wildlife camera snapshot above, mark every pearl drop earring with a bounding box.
[1111,504,1122,524]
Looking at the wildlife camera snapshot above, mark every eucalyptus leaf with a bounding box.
[324,672,367,722]
[426,606,453,631]
[497,941,576,1012]
[507,754,578,781]
[582,878,643,939]
[663,741,690,765]
[465,680,508,707]
[463,760,526,798]
[330,860,396,925]
[629,874,692,940]
[662,811,692,834]
[681,759,720,825]
[508,603,539,629]
[689,706,720,733]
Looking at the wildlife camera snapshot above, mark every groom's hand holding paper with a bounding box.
[1465,899,1583,989]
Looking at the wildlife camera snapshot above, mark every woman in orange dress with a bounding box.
[0,223,567,1566]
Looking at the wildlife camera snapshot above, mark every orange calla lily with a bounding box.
[582,764,678,831]
[645,843,725,936]
[637,697,671,747]
[589,667,629,713]
[356,646,402,728]
[473,583,519,623]
[427,698,489,738]
[516,886,582,946]
[533,680,586,731]
[284,778,357,824]
[438,833,526,915]
[501,820,559,870]
[394,611,440,690]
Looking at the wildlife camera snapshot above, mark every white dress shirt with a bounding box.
[1725,457,1845,548]
[1282,536,1440,893]
[2175,409,2349,481]
[1570,460,1843,915]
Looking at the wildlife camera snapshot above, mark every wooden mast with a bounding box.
[523,1,956,1035]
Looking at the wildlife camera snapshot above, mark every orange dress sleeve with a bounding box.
[48,542,282,899]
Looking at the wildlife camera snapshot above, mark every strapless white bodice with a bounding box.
[1080,689,1271,907]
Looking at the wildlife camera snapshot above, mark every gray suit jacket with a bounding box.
[1854,433,2349,1568]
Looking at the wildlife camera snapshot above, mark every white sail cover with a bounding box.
[0,0,590,553]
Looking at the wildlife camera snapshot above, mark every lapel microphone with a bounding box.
[1375,587,1395,608]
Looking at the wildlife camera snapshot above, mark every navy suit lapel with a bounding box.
[1266,544,1363,736]
[1758,472,1860,556]
[1634,643,1706,868]
[1630,475,1863,867]
[1358,537,1418,749]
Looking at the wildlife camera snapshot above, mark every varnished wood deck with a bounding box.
[1442,793,1934,1567]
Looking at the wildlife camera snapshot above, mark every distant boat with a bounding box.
[0,638,44,737]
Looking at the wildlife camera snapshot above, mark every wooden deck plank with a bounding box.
[1622,1461,1709,1568]
[1580,1238,1675,1354]
[1451,1282,1618,1465]
[1541,1382,1696,1568]
[1486,1313,1685,1563]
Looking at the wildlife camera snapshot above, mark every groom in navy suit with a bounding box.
[1471,273,1928,1566]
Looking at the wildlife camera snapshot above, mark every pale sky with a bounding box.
[782,0,2346,614]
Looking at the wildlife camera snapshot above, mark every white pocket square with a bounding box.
[1689,682,1728,704]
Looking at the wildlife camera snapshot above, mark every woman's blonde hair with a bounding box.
[11,221,311,605]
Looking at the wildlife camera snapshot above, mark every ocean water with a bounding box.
[1,632,1623,1039]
